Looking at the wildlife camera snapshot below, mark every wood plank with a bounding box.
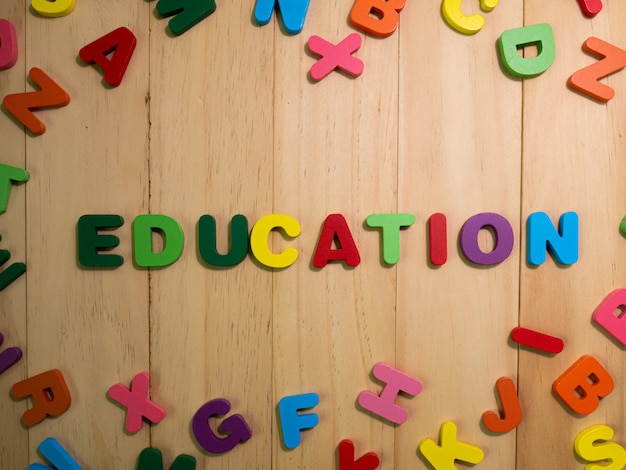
[272,1,398,467]
[24,2,151,467]
[148,3,274,468]
[519,2,626,467]
[0,2,28,469]
[397,1,523,467]
[2,0,625,468]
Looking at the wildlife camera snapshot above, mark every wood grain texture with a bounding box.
[0,2,27,470]
[22,1,151,467]
[148,2,274,468]
[519,0,626,468]
[272,0,397,467]
[397,0,522,468]
[0,0,624,468]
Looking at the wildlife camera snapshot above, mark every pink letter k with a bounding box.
[308,33,364,81]
[108,372,165,433]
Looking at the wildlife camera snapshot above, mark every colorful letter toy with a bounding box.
[0,235,26,292]
[0,237,25,292]
[350,0,406,37]
[527,211,578,266]
[498,24,556,78]
[156,0,216,36]
[31,0,75,17]
[136,448,197,470]
[553,355,614,415]
[11,369,72,426]
[460,212,514,265]
[568,37,626,102]
[418,421,485,468]
[192,398,252,454]
[0,332,22,375]
[26,438,82,470]
[428,213,447,266]
[0,19,18,70]
[249,214,300,269]
[0,164,29,215]
[77,215,124,267]
[577,0,603,18]
[312,214,361,267]
[108,372,165,433]
[79,27,137,87]
[132,215,184,268]
[481,377,522,433]
[338,440,380,470]
[198,215,249,267]
[365,213,415,265]
[441,0,498,35]
[3,67,70,135]
[592,289,626,346]
[254,0,311,35]
[574,425,626,469]
[510,327,564,354]
[357,363,422,424]
[277,393,319,449]
[308,34,364,82]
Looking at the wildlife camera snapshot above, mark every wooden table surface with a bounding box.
[1,0,625,468]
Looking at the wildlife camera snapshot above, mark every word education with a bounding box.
[76,211,579,269]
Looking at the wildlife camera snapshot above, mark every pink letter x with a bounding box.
[308,33,364,81]
[108,372,165,433]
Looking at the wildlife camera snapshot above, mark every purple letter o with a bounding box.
[460,212,514,265]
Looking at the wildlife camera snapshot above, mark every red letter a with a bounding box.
[79,27,137,87]
[313,214,361,268]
